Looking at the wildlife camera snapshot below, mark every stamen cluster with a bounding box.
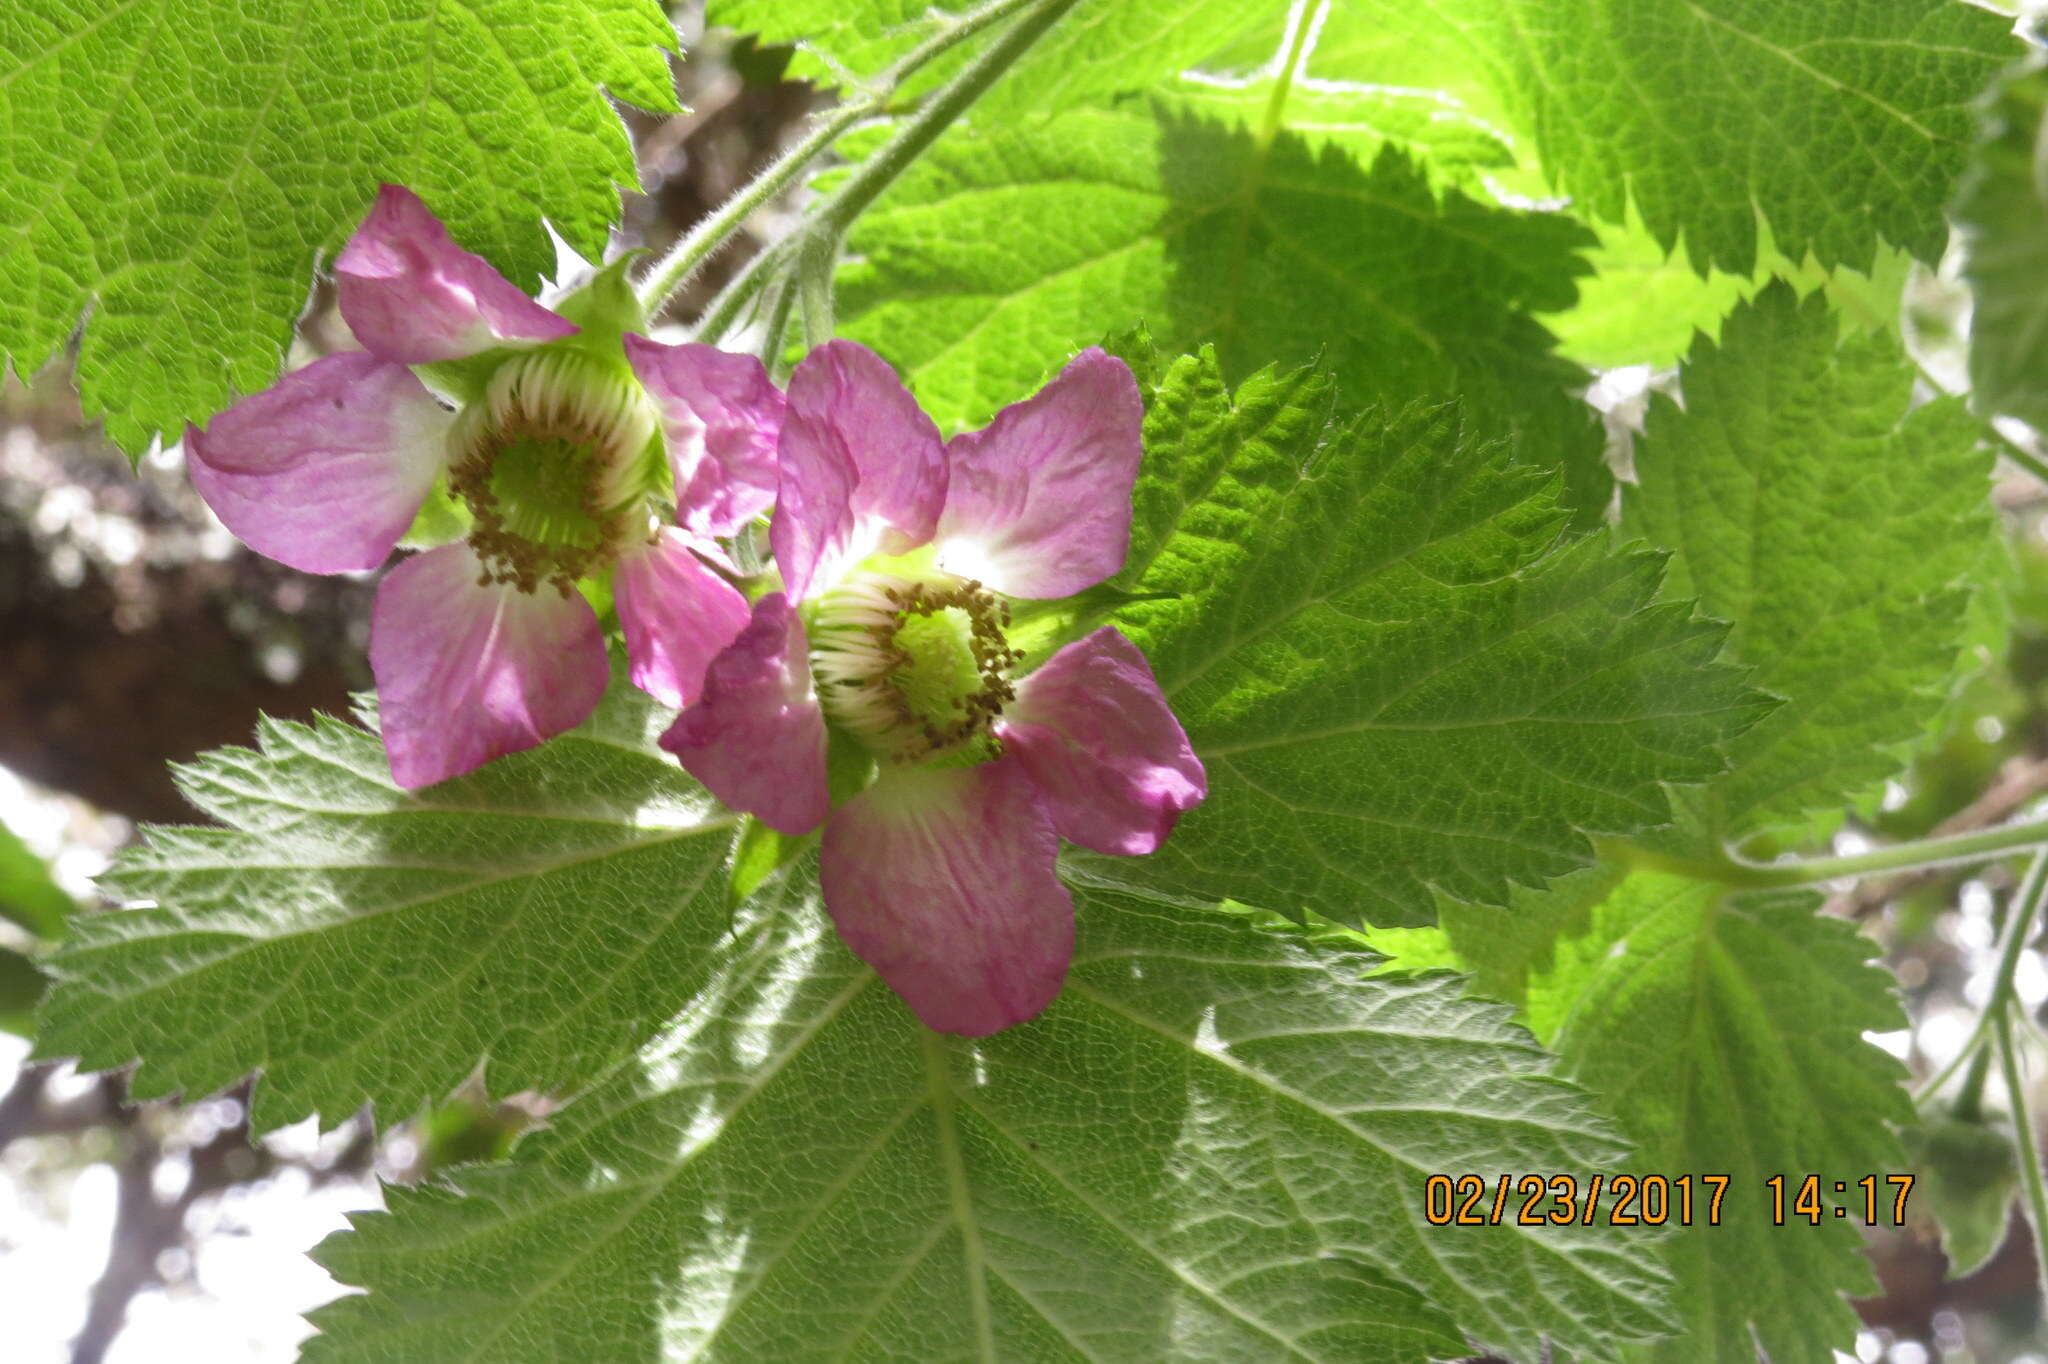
[447,349,658,592]
[811,569,1026,761]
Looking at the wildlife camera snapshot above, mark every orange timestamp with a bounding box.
[1422,1174,1916,1228]
[1423,1174,1730,1227]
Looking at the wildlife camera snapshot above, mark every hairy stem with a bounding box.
[695,0,1083,343]
[806,0,1083,236]
[635,0,1042,315]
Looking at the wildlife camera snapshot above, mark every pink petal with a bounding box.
[771,340,946,600]
[335,185,576,364]
[935,347,1143,599]
[613,529,752,710]
[370,543,608,788]
[659,593,829,835]
[1000,627,1206,856]
[186,352,453,574]
[622,335,784,538]
[821,759,1072,1036]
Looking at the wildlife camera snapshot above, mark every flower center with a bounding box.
[447,349,658,592]
[810,568,1024,763]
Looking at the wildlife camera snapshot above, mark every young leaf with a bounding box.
[836,108,1594,432]
[1625,283,1995,839]
[1900,1116,2019,1281]
[1527,873,1912,1364]
[1958,56,2048,431]
[1070,348,1767,928]
[0,0,678,454]
[33,676,750,1133]
[309,877,1673,1362]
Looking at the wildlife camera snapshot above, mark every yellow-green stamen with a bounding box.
[811,568,1023,762]
[446,348,658,593]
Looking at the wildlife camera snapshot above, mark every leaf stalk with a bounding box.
[1919,849,2048,1113]
[1606,809,2048,889]
[1998,997,2048,1317]
[690,0,1084,344]
[634,0,1043,316]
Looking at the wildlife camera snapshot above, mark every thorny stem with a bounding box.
[1605,809,2048,890]
[634,0,1042,316]
[692,0,1084,344]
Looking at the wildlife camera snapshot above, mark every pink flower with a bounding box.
[184,186,783,787]
[662,341,1206,1036]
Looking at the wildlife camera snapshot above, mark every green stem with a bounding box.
[795,233,839,350]
[754,275,798,376]
[1921,850,2048,1113]
[1606,810,2048,889]
[634,0,1042,315]
[803,0,1084,239]
[1910,354,2048,486]
[1256,0,1318,149]
[1995,424,2048,486]
[693,234,785,345]
[690,0,1079,345]
[1997,1003,2048,1317]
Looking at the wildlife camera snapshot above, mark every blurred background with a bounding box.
[2,4,2046,1361]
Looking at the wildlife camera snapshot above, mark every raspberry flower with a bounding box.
[184,186,781,787]
[662,341,1207,1036]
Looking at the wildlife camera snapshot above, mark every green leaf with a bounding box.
[1958,56,2048,430]
[0,820,71,940]
[309,878,1673,1362]
[1069,348,1766,928]
[1294,0,2013,275]
[1526,873,1912,1364]
[707,0,1277,121]
[837,106,1595,432]
[0,0,678,454]
[33,674,750,1132]
[1544,213,1913,371]
[1437,863,1626,1008]
[0,946,49,1038]
[1161,74,1512,184]
[1900,1115,2018,1280]
[1624,283,1995,839]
